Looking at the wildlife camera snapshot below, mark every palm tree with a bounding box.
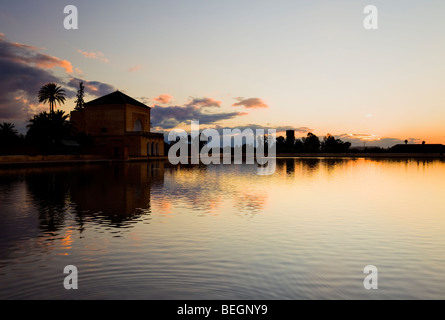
[0,122,20,147]
[26,110,73,150]
[38,83,66,114]
[0,122,18,136]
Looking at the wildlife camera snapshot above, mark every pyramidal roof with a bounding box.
[84,91,149,108]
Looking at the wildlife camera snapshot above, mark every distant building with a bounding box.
[286,130,295,143]
[71,91,164,159]
[391,144,445,154]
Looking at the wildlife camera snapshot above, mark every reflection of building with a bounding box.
[71,91,164,159]
[18,161,166,230]
[70,162,165,223]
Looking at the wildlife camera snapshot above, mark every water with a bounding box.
[0,158,444,299]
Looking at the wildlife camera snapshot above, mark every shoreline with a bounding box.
[276,152,445,158]
[0,153,443,168]
[0,155,169,168]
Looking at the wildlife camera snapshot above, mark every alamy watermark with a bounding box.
[168,121,277,175]
[363,265,378,290]
[64,5,378,31]
[63,5,78,30]
[364,5,378,30]
[63,265,78,290]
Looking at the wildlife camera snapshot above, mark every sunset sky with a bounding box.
[1,0,444,146]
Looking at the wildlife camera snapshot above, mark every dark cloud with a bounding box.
[186,97,222,108]
[0,35,118,133]
[212,124,311,135]
[274,126,312,134]
[151,104,247,129]
[67,77,116,98]
[151,95,246,129]
[136,96,151,105]
[0,34,73,73]
[0,34,71,125]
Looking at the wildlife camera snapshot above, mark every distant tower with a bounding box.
[286,130,295,143]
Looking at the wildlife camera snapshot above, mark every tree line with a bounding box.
[0,82,86,154]
[276,132,351,154]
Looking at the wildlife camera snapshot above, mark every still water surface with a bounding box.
[0,158,444,299]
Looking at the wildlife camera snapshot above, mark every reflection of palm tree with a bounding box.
[25,170,71,232]
[38,83,66,114]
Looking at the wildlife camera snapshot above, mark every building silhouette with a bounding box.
[391,143,444,154]
[71,91,164,158]
[286,130,295,143]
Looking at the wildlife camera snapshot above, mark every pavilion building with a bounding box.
[71,91,164,159]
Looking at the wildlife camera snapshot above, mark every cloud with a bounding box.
[186,97,222,108]
[136,96,151,105]
[77,50,109,63]
[274,126,312,134]
[153,94,173,104]
[0,91,46,125]
[337,134,421,148]
[339,133,379,141]
[151,104,247,129]
[128,64,142,72]
[151,96,251,129]
[232,97,268,109]
[0,34,75,126]
[150,95,305,134]
[67,77,116,98]
[74,67,83,75]
[0,35,118,132]
[214,124,311,135]
[1,35,73,74]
